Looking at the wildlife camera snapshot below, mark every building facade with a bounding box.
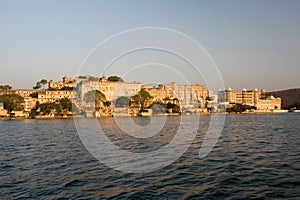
[48,76,76,89]
[37,90,75,103]
[218,88,281,110]
[0,102,7,116]
[76,76,141,102]
[0,89,36,98]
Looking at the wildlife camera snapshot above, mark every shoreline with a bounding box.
[0,111,295,121]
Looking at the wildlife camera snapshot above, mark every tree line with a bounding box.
[0,85,12,90]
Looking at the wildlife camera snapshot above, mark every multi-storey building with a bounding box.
[37,90,75,103]
[76,76,141,102]
[0,89,36,98]
[143,84,175,101]
[163,82,212,108]
[218,88,281,110]
[142,83,212,109]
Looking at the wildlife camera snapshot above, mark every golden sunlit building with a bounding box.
[37,90,75,103]
[218,88,281,111]
[48,76,75,89]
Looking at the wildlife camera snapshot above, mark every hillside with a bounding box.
[268,88,300,108]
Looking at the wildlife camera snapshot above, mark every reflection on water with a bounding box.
[0,114,299,199]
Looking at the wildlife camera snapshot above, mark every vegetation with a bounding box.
[166,102,181,113]
[149,102,166,114]
[59,86,74,90]
[107,76,124,82]
[39,102,57,115]
[78,75,99,82]
[0,85,12,90]
[268,88,300,108]
[40,79,47,89]
[0,94,25,113]
[284,101,300,110]
[29,92,38,98]
[133,89,153,111]
[114,96,130,107]
[103,101,111,107]
[226,103,256,113]
[148,101,180,114]
[205,96,214,101]
[33,82,42,90]
[84,90,106,106]
[39,98,78,116]
[33,79,48,90]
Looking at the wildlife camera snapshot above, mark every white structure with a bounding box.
[76,76,141,102]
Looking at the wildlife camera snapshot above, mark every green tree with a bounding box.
[133,89,153,111]
[0,85,12,90]
[103,101,111,107]
[205,96,214,101]
[40,79,48,89]
[107,76,124,82]
[0,94,25,113]
[84,90,106,106]
[33,81,42,90]
[40,102,57,115]
[115,96,130,107]
[59,98,72,115]
[149,102,166,114]
[226,103,252,113]
[166,102,180,113]
[29,92,38,98]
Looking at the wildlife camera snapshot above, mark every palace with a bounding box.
[48,76,75,89]
[143,82,212,109]
[76,76,141,102]
[218,88,281,111]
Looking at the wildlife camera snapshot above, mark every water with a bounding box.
[1,114,299,199]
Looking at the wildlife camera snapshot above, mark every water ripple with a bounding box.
[0,114,299,199]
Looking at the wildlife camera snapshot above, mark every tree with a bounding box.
[0,85,12,90]
[149,102,166,114]
[133,89,153,111]
[33,82,42,90]
[39,98,78,116]
[40,79,48,89]
[84,90,106,106]
[205,96,214,101]
[226,103,252,113]
[40,102,57,115]
[35,101,40,110]
[115,96,130,107]
[107,76,124,82]
[29,92,38,98]
[0,94,25,113]
[166,102,180,113]
[59,98,72,115]
[103,101,111,107]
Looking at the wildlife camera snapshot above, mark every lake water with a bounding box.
[1,114,299,199]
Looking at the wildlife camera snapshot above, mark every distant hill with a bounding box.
[268,88,300,108]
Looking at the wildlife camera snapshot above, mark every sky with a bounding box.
[0,0,299,92]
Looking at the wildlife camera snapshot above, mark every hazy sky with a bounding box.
[0,0,299,91]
